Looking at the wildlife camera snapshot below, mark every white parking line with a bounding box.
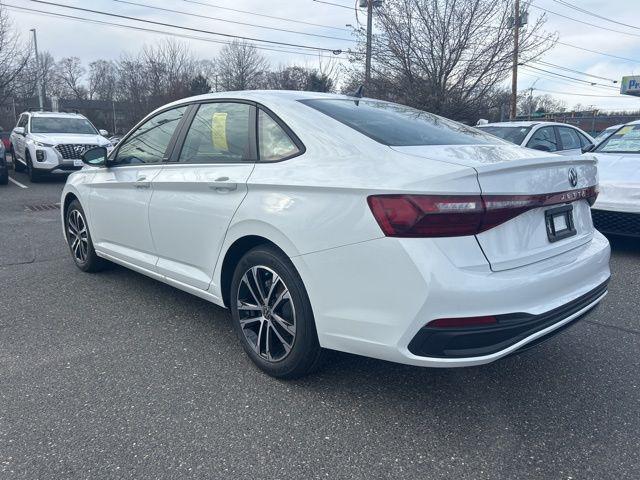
[8,176,28,189]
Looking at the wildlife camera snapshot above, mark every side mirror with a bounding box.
[99,129,109,137]
[82,146,108,166]
[581,143,595,153]
[13,126,25,136]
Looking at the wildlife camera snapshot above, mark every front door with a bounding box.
[149,101,256,290]
[88,106,188,272]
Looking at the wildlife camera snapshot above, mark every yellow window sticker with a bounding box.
[211,112,228,151]
[617,126,634,136]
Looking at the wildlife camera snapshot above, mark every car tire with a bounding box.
[65,199,108,273]
[26,152,41,183]
[230,245,324,379]
[11,147,25,172]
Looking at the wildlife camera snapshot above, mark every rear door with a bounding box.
[12,114,28,161]
[556,126,583,156]
[149,101,256,290]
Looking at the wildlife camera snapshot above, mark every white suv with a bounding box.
[10,111,113,182]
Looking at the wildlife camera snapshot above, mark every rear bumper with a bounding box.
[293,231,611,368]
[407,280,608,358]
[592,208,640,238]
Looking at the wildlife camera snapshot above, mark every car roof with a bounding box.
[23,111,87,118]
[479,121,580,128]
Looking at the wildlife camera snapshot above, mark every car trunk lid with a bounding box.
[391,145,598,271]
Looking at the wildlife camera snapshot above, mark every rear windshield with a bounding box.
[299,99,502,146]
[596,124,640,154]
[30,117,97,135]
[476,125,532,145]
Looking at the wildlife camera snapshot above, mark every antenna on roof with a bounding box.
[347,85,365,105]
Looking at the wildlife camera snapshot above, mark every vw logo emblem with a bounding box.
[568,167,578,187]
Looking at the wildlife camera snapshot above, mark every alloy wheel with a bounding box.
[236,265,296,362]
[67,209,89,263]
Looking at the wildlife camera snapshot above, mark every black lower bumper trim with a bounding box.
[592,209,640,238]
[408,279,609,359]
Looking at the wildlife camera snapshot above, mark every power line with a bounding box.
[526,31,640,64]
[180,0,349,32]
[6,3,347,60]
[550,0,640,31]
[529,3,640,39]
[520,65,619,90]
[535,88,631,99]
[312,0,355,10]
[519,66,621,95]
[532,60,617,83]
[27,0,347,53]
[110,0,355,42]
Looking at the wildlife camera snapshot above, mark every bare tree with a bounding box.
[141,39,197,106]
[216,40,268,91]
[88,59,117,101]
[55,56,87,99]
[0,5,31,106]
[347,0,556,122]
[518,92,566,116]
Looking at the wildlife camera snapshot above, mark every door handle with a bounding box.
[208,177,238,192]
[135,177,150,189]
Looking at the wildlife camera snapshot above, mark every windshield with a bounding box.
[476,125,532,145]
[593,126,620,145]
[596,124,640,154]
[299,99,502,146]
[30,117,97,135]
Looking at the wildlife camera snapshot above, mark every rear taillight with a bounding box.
[367,186,598,238]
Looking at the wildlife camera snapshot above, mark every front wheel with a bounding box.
[26,152,42,183]
[65,200,107,272]
[230,246,324,379]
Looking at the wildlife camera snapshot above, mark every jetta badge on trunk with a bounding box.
[568,167,578,187]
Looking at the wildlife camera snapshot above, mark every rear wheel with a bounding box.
[65,199,107,272]
[11,147,25,172]
[230,245,324,379]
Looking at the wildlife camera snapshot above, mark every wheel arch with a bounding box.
[216,220,301,308]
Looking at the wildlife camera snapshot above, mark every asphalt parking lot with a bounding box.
[1,167,639,480]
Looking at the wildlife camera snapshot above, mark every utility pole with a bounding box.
[30,28,44,111]
[365,0,373,85]
[510,0,520,120]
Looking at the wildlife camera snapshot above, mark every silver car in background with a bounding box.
[477,121,595,156]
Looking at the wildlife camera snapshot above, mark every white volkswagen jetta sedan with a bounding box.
[61,91,611,378]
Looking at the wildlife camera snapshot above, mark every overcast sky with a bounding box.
[6,0,640,112]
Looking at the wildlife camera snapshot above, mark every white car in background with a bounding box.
[61,91,610,378]
[477,121,595,156]
[10,111,113,182]
[588,121,640,237]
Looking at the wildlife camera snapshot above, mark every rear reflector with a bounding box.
[367,186,598,237]
[427,316,497,328]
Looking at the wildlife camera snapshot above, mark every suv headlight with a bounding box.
[33,140,54,148]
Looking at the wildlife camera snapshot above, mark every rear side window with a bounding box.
[258,110,300,161]
[557,127,581,150]
[300,99,500,146]
[526,127,558,152]
[179,102,252,164]
[477,125,532,145]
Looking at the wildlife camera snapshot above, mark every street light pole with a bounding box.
[365,0,373,85]
[30,28,44,111]
[510,0,520,120]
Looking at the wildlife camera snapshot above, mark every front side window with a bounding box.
[300,99,501,146]
[116,106,187,165]
[557,127,582,150]
[597,124,640,154]
[526,127,558,152]
[258,110,300,161]
[477,126,532,145]
[17,115,28,128]
[179,102,252,164]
